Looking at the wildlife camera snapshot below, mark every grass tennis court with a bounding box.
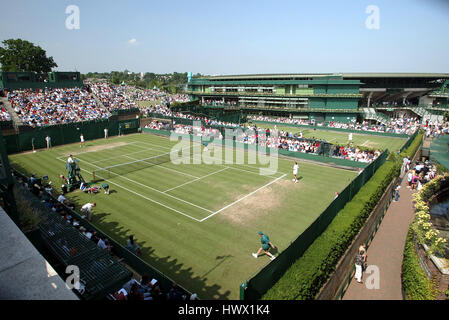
[252,123,407,152]
[9,132,358,299]
[136,100,164,108]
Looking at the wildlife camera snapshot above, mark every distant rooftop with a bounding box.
[199,73,449,80]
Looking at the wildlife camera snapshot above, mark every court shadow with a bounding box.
[10,163,233,300]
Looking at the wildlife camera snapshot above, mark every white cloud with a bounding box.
[128,38,138,45]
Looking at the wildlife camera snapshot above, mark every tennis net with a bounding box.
[92,145,194,179]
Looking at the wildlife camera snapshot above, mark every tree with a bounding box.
[0,39,58,73]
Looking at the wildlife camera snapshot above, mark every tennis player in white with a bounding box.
[80,134,85,147]
[292,161,299,183]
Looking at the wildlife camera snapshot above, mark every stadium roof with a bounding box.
[199,73,449,80]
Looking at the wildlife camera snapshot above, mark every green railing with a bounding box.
[243,106,362,113]
[240,150,389,300]
[14,170,193,299]
[186,91,362,98]
[12,181,132,300]
[2,118,140,154]
[142,128,373,169]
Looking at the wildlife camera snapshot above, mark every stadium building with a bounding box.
[0,71,83,91]
[186,73,449,124]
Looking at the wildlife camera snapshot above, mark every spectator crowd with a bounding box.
[7,88,109,127]
[151,121,381,163]
[247,115,422,135]
[0,101,11,121]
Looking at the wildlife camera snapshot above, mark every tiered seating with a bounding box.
[7,88,109,127]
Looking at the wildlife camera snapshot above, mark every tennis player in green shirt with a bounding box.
[252,231,276,260]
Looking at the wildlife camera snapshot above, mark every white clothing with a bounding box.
[355,264,363,282]
[81,203,94,212]
[293,164,299,175]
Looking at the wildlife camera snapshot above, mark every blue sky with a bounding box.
[0,0,448,74]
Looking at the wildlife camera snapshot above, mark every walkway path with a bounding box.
[343,174,417,300]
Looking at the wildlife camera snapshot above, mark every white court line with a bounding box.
[199,173,287,222]
[361,140,370,147]
[56,158,202,222]
[131,140,173,150]
[123,154,200,179]
[56,141,140,161]
[80,156,214,214]
[90,147,157,164]
[132,139,281,176]
[199,153,278,177]
[163,167,229,193]
[133,139,278,170]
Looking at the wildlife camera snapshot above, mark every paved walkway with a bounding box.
[343,174,417,300]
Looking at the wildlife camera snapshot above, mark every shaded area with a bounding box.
[430,134,449,172]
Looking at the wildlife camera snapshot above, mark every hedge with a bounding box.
[262,131,423,300]
[400,131,424,159]
[401,230,437,300]
[262,158,400,299]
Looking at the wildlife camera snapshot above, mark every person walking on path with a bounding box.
[252,231,276,261]
[354,251,365,283]
[394,185,401,202]
[343,166,417,300]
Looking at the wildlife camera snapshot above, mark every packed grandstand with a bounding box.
[1,72,449,301]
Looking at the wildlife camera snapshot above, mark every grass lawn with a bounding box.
[9,132,358,299]
[136,100,164,109]
[250,123,407,152]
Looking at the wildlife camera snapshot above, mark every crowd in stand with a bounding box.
[158,122,380,163]
[247,115,421,135]
[112,276,197,301]
[0,101,11,121]
[126,86,166,102]
[3,82,190,127]
[145,120,172,131]
[7,88,109,127]
[172,124,224,140]
[331,145,381,163]
[142,102,241,127]
[203,99,238,107]
[89,82,138,111]
[6,83,449,138]
[424,120,449,139]
[405,159,438,191]
[125,85,189,104]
